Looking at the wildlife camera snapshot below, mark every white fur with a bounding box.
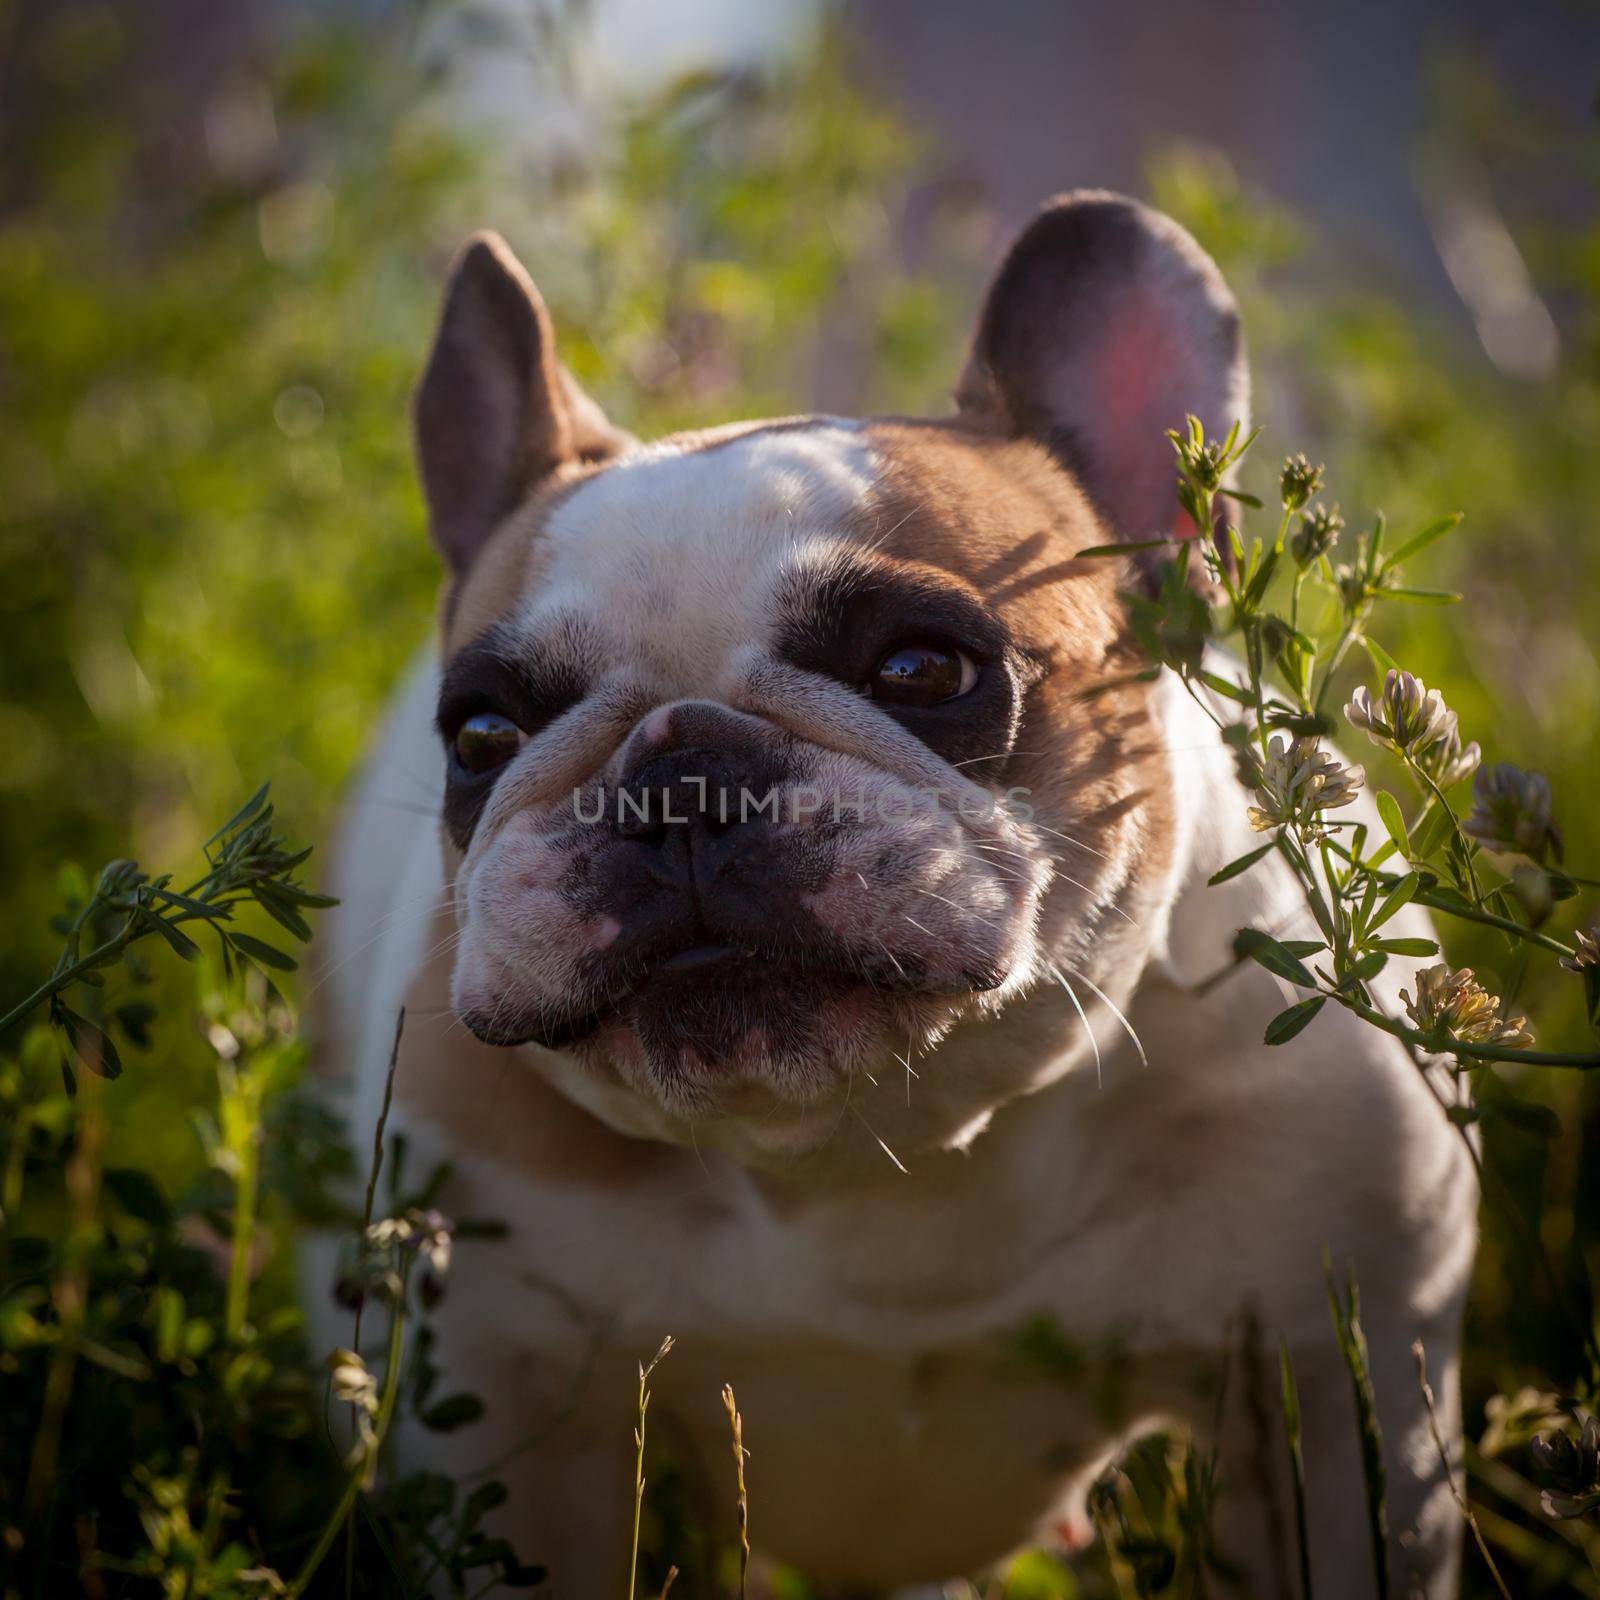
[517,421,877,693]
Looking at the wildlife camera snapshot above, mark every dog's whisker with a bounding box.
[1053,870,1138,927]
[1028,821,1117,864]
[300,887,457,1005]
[951,750,1040,767]
[1050,963,1102,1089]
[1058,961,1148,1070]
[849,1103,907,1175]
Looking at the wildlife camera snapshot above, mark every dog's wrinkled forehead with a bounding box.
[501,422,876,680]
[421,193,1251,679]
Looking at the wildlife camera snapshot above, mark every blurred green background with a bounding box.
[1,0,1598,1592]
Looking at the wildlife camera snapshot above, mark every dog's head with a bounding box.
[413,191,1246,1161]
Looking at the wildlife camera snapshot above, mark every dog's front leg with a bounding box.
[387,1338,639,1598]
[1204,1325,1464,1599]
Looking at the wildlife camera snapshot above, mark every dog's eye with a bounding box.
[870,643,978,706]
[453,712,525,775]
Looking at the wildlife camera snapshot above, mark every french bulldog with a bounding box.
[318,191,1475,1596]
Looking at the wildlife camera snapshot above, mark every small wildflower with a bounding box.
[1291,503,1343,568]
[327,1347,380,1463]
[327,1347,378,1413]
[1246,735,1364,839]
[1171,425,1228,491]
[1332,562,1368,611]
[1532,1414,1600,1522]
[1346,670,1459,756]
[1400,963,1533,1049]
[1480,1387,1566,1458]
[1280,453,1325,513]
[344,1208,456,1310]
[1510,863,1555,926]
[1560,927,1599,975]
[1462,762,1562,860]
[1412,724,1481,790]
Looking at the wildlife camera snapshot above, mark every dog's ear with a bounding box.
[414,232,631,574]
[957,191,1248,548]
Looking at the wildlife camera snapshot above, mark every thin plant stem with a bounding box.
[627,1337,673,1600]
[1412,1340,1512,1600]
[722,1384,749,1600]
[290,1268,410,1597]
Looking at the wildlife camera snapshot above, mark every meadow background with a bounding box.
[2,0,1598,1593]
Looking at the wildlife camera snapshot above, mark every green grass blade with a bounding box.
[1325,1257,1390,1599]
[1278,1338,1314,1600]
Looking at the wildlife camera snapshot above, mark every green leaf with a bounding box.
[1342,951,1388,987]
[141,909,201,961]
[1361,511,1386,582]
[1373,936,1438,957]
[1234,928,1317,988]
[1208,842,1275,885]
[1489,1097,1561,1140]
[1264,996,1326,1045]
[1219,486,1263,507]
[1409,804,1454,862]
[227,933,298,972]
[1385,512,1462,569]
[253,885,314,942]
[420,1393,486,1432]
[261,882,340,909]
[1362,635,1400,677]
[1377,586,1462,606]
[154,889,228,920]
[462,1481,509,1529]
[104,1167,172,1225]
[114,1000,158,1048]
[1199,669,1253,705]
[1374,793,1409,857]
[205,783,271,850]
[1075,537,1180,558]
[1280,940,1328,957]
[1244,547,1281,607]
[1366,838,1399,869]
[56,1007,123,1080]
[1369,871,1420,931]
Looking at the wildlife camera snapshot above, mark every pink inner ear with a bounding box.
[966,193,1248,549]
[1075,311,1202,544]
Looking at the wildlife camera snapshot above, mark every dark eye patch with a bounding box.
[772,559,1029,769]
[436,623,590,848]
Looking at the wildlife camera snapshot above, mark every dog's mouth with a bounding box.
[459,934,1005,1063]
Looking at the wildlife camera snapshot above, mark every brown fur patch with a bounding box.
[857,419,1178,949]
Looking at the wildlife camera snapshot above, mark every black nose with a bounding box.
[614,747,773,850]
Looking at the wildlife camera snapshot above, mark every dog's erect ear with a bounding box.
[413,232,631,574]
[957,191,1248,547]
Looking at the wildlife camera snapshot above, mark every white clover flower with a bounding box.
[1413,724,1481,791]
[1246,735,1364,839]
[1561,927,1599,975]
[1463,762,1561,860]
[1345,670,1459,756]
[327,1347,379,1413]
[327,1347,380,1463]
[1400,963,1533,1049]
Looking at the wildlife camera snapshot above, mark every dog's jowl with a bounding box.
[316,192,1474,1595]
